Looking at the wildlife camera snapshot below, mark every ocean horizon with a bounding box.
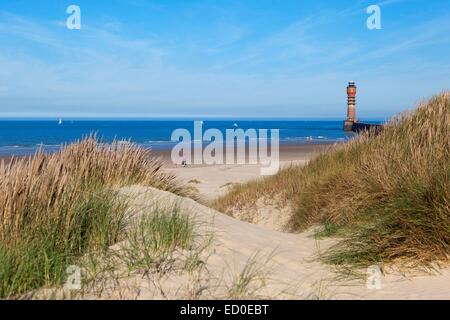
[0,119,384,157]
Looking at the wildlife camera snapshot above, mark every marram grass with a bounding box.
[0,136,190,298]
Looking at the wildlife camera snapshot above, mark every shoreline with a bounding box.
[0,140,339,167]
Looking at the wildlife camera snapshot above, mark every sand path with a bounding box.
[118,185,450,300]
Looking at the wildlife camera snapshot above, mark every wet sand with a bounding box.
[153,141,336,168]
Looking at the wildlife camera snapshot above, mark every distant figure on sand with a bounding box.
[181,157,187,167]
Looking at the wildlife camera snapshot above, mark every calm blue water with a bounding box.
[0,120,359,157]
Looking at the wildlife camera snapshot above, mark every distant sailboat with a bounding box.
[233,123,238,128]
[58,118,63,125]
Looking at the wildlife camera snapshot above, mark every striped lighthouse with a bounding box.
[344,81,357,131]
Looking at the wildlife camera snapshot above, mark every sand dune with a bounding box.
[35,156,448,300]
[82,183,450,300]
[167,160,450,300]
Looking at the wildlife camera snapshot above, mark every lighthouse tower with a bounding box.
[344,81,357,131]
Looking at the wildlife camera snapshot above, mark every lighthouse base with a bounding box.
[343,120,354,132]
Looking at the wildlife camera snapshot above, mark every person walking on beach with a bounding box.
[181,156,187,167]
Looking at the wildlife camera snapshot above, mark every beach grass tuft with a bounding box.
[122,205,195,274]
[0,135,189,298]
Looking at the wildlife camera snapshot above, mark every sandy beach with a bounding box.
[164,142,333,202]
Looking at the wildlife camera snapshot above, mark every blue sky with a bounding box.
[0,0,449,119]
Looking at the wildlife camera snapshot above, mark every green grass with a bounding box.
[0,188,126,298]
[76,204,205,299]
[314,220,341,239]
[122,205,195,274]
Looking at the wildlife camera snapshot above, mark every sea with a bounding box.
[0,120,375,157]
